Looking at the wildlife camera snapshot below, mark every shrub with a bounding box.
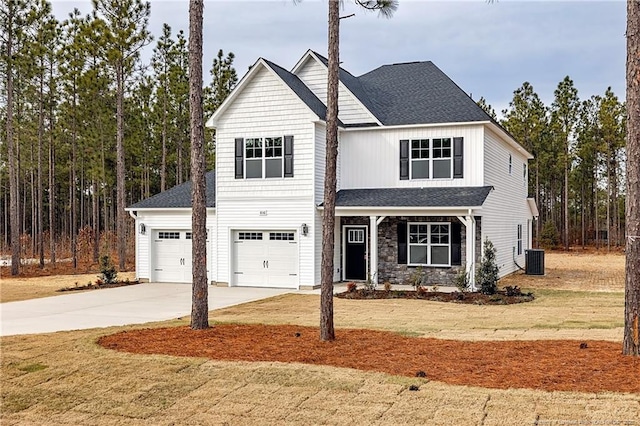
[539,220,559,249]
[476,238,499,295]
[504,285,522,296]
[346,282,357,292]
[383,281,392,292]
[99,255,118,284]
[454,269,470,293]
[408,266,424,289]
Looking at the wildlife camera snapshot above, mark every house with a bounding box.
[127,50,537,290]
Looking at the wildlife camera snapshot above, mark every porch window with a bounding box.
[408,222,450,266]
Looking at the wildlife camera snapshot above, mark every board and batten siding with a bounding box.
[481,128,532,277]
[214,198,315,287]
[214,65,317,201]
[133,210,217,283]
[295,56,375,125]
[339,125,485,189]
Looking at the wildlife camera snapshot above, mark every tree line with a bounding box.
[479,77,626,251]
[0,0,237,274]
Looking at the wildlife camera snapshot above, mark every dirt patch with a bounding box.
[99,324,640,394]
[336,289,534,304]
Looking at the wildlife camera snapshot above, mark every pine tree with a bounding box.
[320,0,397,341]
[188,0,208,330]
[92,0,152,271]
[476,238,499,295]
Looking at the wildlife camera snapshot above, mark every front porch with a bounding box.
[339,213,482,289]
[323,186,493,290]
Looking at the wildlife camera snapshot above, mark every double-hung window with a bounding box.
[408,223,450,266]
[245,137,284,179]
[245,138,263,178]
[432,138,452,178]
[410,138,452,179]
[517,224,523,255]
[411,139,430,179]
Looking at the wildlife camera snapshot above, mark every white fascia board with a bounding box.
[487,122,534,160]
[125,207,216,213]
[291,49,316,74]
[340,121,488,132]
[297,50,382,127]
[318,205,483,217]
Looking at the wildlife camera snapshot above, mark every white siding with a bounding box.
[481,128,532,277]
[215,65,317,201]
[339,125,485,189]
[314,123,327,205]
[133,210,217,283]
[295,56,375,125]
[215,198,315,288]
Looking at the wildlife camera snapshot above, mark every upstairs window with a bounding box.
[235,136,294,179]
[411,139,430,179]
[401,137,461,180]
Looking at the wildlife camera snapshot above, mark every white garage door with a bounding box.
[152,230,193,283]
[233,230,298,288]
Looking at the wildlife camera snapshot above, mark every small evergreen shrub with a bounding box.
[454,269,470,293]
[99,255,118,284]
[346,282,357,292]
[476,238,499,295]
[539,220,559,249]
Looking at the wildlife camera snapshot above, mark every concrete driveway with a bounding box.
[0,283,291,336]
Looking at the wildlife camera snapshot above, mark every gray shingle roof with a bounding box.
[128,171,216,209]
[333,186,493,208]
[359,62,492,126]
[309,51,493,126]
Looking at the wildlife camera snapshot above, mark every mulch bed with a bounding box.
[57,280,140,292]
[98,324,640,394]
[336,289,535,305]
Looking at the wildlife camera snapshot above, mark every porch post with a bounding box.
[369,216,378,284]
[457,213,476,291]
[468,215,476,291]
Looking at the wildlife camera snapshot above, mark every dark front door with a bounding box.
[345,227,367,281]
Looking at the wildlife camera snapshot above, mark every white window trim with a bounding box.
[409,137,453,180]
[244,135,285,179]
[407,222,451,267]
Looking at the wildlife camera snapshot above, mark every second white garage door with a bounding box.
[233,230,298,288]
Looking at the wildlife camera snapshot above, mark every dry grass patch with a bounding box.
[211,290,624,341]
[2,327,639,425]
[502,251,625,292]
[0,272,136,303]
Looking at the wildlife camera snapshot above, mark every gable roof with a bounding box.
[263,59,328,122]
[127,171,216,209]
[332,186,493,208]
[207,58,328,128]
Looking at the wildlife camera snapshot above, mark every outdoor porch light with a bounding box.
[301,223,308,236]
[139,223,146,235]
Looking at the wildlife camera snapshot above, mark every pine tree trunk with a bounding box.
[320,0,340,342]
[38,68,44,268]
[6,5,20,275]
[116,62,127,271]
[623,0,640,356]
[564,151,569,250]
[49,107,55,265]
[189,0,209,330]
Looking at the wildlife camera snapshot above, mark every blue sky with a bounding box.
[51,0,626,117]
